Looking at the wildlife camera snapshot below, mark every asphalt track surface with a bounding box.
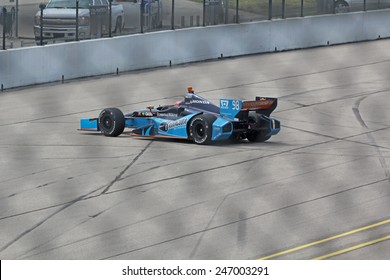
[1,39,390,260]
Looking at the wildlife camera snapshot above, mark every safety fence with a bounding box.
[1,0,390,49]
[1,8,390,90]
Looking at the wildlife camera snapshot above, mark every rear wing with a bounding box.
[220,97,278,119]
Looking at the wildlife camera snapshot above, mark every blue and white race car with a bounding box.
[79,87,280,144]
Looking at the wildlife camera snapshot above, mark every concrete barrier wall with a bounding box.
[1,10,390,89]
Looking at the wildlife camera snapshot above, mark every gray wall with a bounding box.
[1,10,390,89]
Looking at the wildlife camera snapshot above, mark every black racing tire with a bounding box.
[334,0,349,13]
[246,111,271,143]
[98,107,125,137]
[189,114,217,145]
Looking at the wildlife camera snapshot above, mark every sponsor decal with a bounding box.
[159,118,187,132]
[220,99,229,109]
[242,100,274,109]
[190,99,210,104]
[157,112,177,117]
[185,98,210,105]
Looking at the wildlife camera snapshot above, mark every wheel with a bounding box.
[334,0,349,13]
[189,114,216,145]
[246,112,271,143]
[98,108,125,137]
[114,17,122,34]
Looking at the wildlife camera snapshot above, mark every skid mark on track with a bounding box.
[278,88,390,114]
[0,144,138,148]
[16,198,127,260]
[118,149,261,182]
[353,96,390,181]
[188,196,229,259]
[2,125,389,223]
[0,184,106,254]
[100,141,153,194]
[100,178,389,259]
[283,124,390,152]
[102,125,390,196]
[0,96,182,127]
[0,164,75,186]
[40,153,138,160]
[104,139,337,195]
[197,59,390,96]
[19,201,206,259]
[0,159,129,201]
[186,152,368,258]
[10,150,364,258]
[0,146,260,221]
[0,141,153,254]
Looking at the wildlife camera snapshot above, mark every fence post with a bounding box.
[108,0,112,37]
[171,0,175,29]
[224,0,229,24]
[15,0,19,37]
[75,1,79,41]
[300,0,303,17]
[236,0,239,23]
[203,0,206,26]
[2,7,6,50]
[268,0,272,20]
[39,3,45,46]
[282,0,285,19]
[140,0,145,33]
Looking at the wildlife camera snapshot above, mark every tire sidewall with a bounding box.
[98,108,125,137]
[189,116,208,144]
[247,112,270,142]
[189,114,215,144]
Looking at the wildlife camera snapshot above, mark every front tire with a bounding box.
[98,108,125,137]
[189,114,216,145]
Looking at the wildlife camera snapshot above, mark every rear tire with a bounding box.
[246,112,271,142]
[98,108,125,137]
[189,114,216,145]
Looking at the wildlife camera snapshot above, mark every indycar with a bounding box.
[79,87,280,144]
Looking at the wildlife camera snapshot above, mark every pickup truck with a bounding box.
[33,0,125,43]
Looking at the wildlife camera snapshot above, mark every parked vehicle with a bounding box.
[33,0,125,44]
[334,0,390,13]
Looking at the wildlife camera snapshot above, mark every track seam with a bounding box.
[196,59,390,96]
[352,96,390,181]
[2,125,389,222]
[100,141,153,194]
[100,178,389,259]
[0,142,152,254]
